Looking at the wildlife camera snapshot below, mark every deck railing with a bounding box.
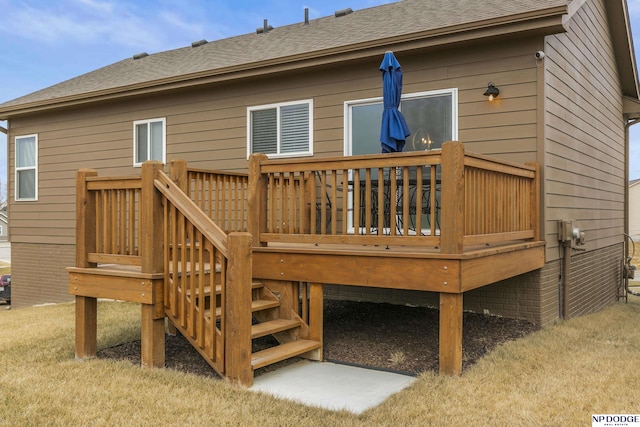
[248,151,442,247]
[248,141,540,253]
[153,166,252,384]
[76,171,142,266]
[463,153,540,246]
[169,160,249,233]
[75,163,253,384]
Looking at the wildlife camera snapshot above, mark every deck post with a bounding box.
[439,142,464,375]
[76,169,98,268]
[75,296,97,359]
[140,161,165,368]
[170,159,188,192]
[439,292,463,375]
[248,154,268,247]
[224,232,253,386]
[141,304,165,368]
[75,169,98,359]
[307,282,323,361]
[167,159,188,336]
[525,162,541,241]
[440,141,465,254]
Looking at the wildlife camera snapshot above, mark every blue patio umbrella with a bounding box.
[379,51,410,153]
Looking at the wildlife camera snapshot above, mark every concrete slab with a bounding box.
[250,360,416,414]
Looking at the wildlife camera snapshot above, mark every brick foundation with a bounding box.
[326,243,623,327]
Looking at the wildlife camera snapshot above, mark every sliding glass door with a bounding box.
[344,89,457,234]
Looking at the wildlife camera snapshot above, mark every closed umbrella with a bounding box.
[379,51,410,153]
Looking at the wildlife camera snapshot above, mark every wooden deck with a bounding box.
[68,141,544,385]
[253,240,544,292]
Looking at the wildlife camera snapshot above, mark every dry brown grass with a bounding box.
[0,261,10,275]
[0,297,639,426]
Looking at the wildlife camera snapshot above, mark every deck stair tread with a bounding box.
[251,318,300,339]
[167,262,221,274]
[251,339,322,370]
[185,280,263,297]
[209,298,280,319]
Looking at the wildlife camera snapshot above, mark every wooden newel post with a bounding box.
[525,161,541,242]
[76,169,98,268]
[438,142,464,376]
[75,169,98,360]
[166,160,188,336]
[308,283,323,361]
[248,154,268,247]
[440,141,465,255]
[170,159,188,192]
[225,232,253,386]
[140,161,165,368]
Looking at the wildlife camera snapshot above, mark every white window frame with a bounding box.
[247,99,313,159]
[133,118,166,167]
[15,134,38,202]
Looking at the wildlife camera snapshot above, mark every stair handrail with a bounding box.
[154,171,228,257]
[154,168,253,384]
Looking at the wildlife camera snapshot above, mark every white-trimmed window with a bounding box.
[15,134,38,201]
[247,100,313,158]
[133,118,166,167]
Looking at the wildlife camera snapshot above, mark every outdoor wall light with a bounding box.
[483,82,499,101]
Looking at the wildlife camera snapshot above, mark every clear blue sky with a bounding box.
[2,0,640,184]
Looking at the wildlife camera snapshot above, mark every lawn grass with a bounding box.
[0,298,639,426]
[0,260,10,275]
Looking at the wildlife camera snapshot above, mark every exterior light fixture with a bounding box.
[483,82,499,101]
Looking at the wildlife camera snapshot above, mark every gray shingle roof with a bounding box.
[0,0,569,113]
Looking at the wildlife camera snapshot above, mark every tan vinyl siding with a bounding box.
[629,183,640,236]
[8,37,542,250]
[544,0,626,261]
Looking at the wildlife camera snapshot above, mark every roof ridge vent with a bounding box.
[191,39,208,48]
[132,52,148,60]
[335,8,353,17]
[256,18,274,34]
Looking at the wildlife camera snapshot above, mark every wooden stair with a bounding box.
[172,270,321,377]
[251,339,322,370]
[209,298,280,318]
[247,280,322,372]
[251,318,301,339]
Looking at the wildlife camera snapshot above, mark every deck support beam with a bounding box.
[439,292,463,375]
[306,283,323,361]
[224,232,253,386]
[141,304,165,368]
[140,161,166,368]
[75,296,97,359]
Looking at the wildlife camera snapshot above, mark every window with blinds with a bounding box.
[248,100,313,158]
